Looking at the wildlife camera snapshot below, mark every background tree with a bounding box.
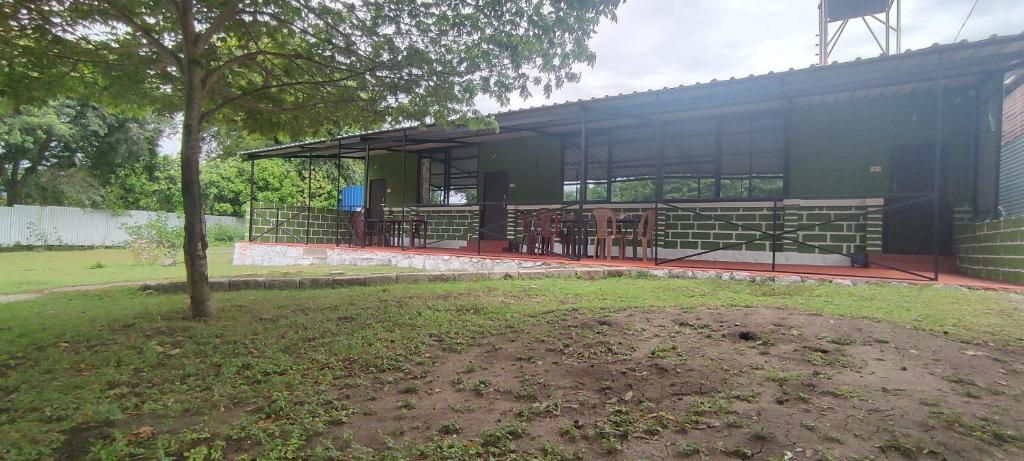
[5,0,621,318]
[0,99,164,206]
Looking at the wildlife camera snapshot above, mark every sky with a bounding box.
[159,0,1024,154]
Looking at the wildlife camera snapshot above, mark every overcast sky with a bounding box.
[161,0,1024,154]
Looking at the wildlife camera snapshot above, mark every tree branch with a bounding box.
[103,2,183,72]
[201,60,394,121]
[195,0,244,51]
[202,50,356,92]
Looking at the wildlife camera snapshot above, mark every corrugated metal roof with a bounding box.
[243,31,1024,160]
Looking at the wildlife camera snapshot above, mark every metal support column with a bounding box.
[476,144,483,256]
[576,112,588,259]
[247,159,255,242]
[771,200,779,271]
[401,131,407,250]
[305,156,312,245]
[362,144,370,247]
[654,107,664,265]
[334,148,342,246]
[932,78,946,281]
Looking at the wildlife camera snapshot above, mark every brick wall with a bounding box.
[387,207,479,242]
[248,200,886,263]
[954,215,1024,283]
[249,203,352,244]
[507,199,879,257]
[782,203,870,256]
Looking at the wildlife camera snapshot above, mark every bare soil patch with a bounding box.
[344,307,1024,460]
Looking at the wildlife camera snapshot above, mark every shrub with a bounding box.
[207,222,245,245]
[123,215,183,265]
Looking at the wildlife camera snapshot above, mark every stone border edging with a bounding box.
[137,267,976,294]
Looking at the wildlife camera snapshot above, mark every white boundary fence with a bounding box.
[0,204,244,247]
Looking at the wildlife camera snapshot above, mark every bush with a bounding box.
[207,222,245,245]
[123,215,183,265]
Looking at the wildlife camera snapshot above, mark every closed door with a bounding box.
[883,145,951,254]
[480,171,508,240]
[368,179,386,221]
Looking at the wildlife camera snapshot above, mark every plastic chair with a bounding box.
[349,210,365,246]
[536,208,557,254]
[516,210,539,254]
[556,212,579,257]
[636,208,658,261]
[408,212,427,248]
[592,208,627,259]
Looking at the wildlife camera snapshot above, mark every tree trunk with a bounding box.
[6,161,22,206]
[180,62,213,319]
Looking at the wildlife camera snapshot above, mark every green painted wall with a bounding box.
[477,135,563,203]
[367,153,417,207]
[788,88,977,207]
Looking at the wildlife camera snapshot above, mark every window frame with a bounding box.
[560,111,788,204]
[418,149,479,205]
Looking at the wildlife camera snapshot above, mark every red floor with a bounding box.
[254,242,1024,292]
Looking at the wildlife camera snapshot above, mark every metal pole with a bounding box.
[819,0,829,66]
[654,200,659,264]
[334,150,342,247]
[401,131,407,250]
[274,204,280,243]
[247,159,255,242]
[363,144,370,247]
[577,112,588,259]
[896,0,901,54]
[771,200,779,271]
[476,144,482,256]
[655,108,664,201]
[932,78,945,281]
[884,0,890,54]
[305,156,312,245]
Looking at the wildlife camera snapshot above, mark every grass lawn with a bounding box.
[1,277,1022,460]
[0,247,416,294]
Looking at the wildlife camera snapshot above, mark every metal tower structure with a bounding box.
[818,0,902,65]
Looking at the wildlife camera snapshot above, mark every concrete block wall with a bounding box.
[954,214,1024,283]
[663,205,782,252]
[386,207,479,242]
[507,199,877,258]
[249,202,352,244]
[782,204,869,256]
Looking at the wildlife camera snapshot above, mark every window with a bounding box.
[663,120,718,200]
[718,118,785,198]
[419,148,478,205]
[561,114,785,202]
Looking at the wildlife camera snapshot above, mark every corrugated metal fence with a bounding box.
[999,137,1024,218]
[0,205,244,247]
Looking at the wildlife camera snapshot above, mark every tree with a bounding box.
[104,154,184,212]
[5,0,621,318]
[0,99,163,206]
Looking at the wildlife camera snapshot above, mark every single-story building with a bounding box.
[240,33,1024,283]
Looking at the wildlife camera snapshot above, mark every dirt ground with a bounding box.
[343,307,1024,460]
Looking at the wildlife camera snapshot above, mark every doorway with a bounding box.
[368,178,386,221]
[883,144,952,254]
[480,171,509,240]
